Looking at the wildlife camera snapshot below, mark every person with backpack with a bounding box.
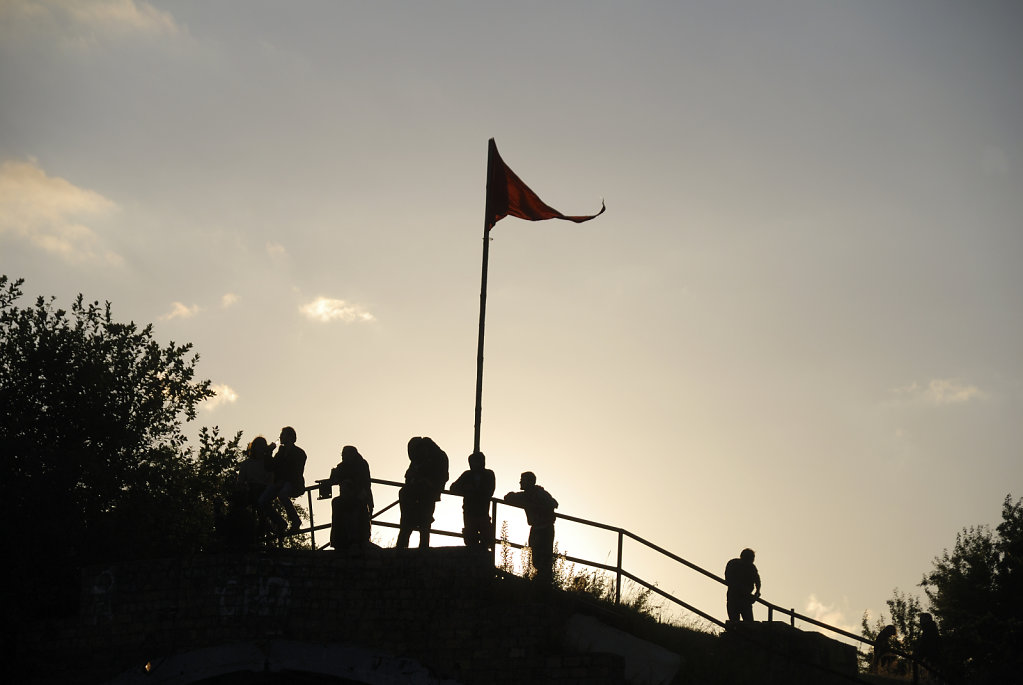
[396,436,448,549]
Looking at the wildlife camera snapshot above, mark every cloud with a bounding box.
[804,594,856,635]
[221,293,239,308]
[160,302,201,321]
[203,384,238,412]
[890,379,986,405]
[300,297,375,323]
[0,158,121,264]
[0,0,180,49]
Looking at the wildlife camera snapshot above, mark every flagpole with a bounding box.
[474,137,603,453]
[473,223,490,454]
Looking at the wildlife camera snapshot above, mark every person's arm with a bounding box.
[450,472,468,495]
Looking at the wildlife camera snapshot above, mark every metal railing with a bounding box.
[292,475,951,682]
[297,476,914,671]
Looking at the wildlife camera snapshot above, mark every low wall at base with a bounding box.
[18,548,625,685]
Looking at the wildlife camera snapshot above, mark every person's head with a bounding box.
[407,436,423,459]
[469,451,485,469]
[740,548,755,563]
[341,445,360,461]
[520,471,536,489]
[248,436,268,457]
[920,613,934,627]
[280,426,297,445]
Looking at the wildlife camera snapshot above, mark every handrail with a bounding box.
[300,476,880,654]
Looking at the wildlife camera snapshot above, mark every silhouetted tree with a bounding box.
[920,494,1023,683]
[0,276,240,616]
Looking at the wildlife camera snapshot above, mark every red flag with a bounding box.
[485,138,605,230]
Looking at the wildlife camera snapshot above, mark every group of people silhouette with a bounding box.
[226,429,560,581]
[222,428,951,677]
[869,612,942,680]
[232,426,307,535]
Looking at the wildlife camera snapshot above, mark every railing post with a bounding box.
[768,605,773,622]
[615,530,623,606]
[790,608,795,627]
[307,488,316,549]
[490,499,498,557]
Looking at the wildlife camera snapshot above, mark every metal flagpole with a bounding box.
[474,140,500,454]
[473,222,491,454]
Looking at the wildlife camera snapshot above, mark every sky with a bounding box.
[2,0,1021,641]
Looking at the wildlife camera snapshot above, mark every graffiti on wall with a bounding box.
[216,575,292,619]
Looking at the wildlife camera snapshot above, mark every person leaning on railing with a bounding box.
[449,451,496,550]
[328,445,374,550]
[504,472,558,583]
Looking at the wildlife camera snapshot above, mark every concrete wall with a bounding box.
[18,547,625,685]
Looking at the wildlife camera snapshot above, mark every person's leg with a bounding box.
[478,513,493,548]
[739,598,755,622]
[463,513,486,548]
[276,482,301,531]
[257,483,277,508]
[396,526,411,549]
[418,500,436,548]
[258,483,288,532]
[529,525,555,582]
[726,597,741,622]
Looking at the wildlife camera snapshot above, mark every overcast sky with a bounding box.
[2,0,1021,638]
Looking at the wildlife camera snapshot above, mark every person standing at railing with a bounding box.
[505,472,558,583]
[329,445,374,550]
[914,612,941,682]
[450,451,496,550]
[396,436,449,549]
[869,624,898,674]
[724,548,761,623]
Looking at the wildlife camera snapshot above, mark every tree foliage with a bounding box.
[0,276,243,615]
[863,495,1023,682]
[920,494,1023,683]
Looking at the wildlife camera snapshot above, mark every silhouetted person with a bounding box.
[239,436,275,504]
[915,612,941,681]
[230,436,276,543]
[396,436,449,549]
[724,548,761,623]
[329,445,374,550]
[505,472,558,583]
[870,624,898,674]
[450,451,496,549]
[258,426,306,534]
